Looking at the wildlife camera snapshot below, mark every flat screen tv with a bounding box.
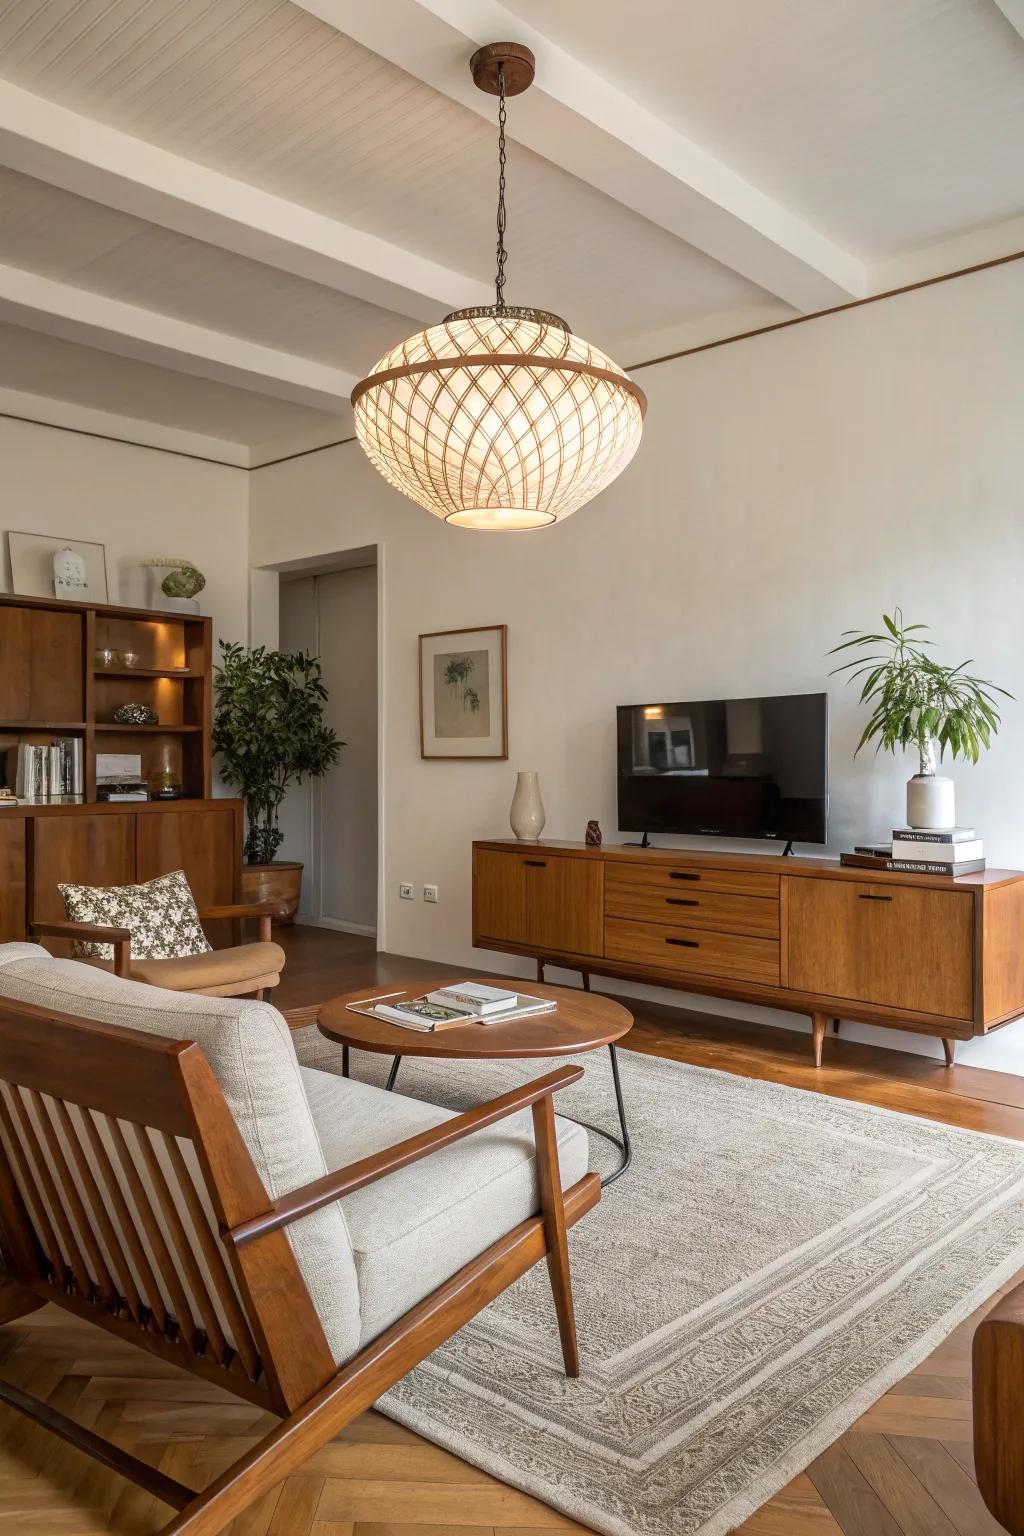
[617,692,828,848]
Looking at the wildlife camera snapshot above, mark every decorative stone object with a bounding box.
[585,819,603,845]
[510,770,546,841]
[112,702,159,726]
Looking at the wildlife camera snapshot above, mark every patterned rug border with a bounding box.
[373,1053,1024,1536]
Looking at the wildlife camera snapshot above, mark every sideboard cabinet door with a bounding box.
[137,806,239,946]
[787,877,974,1020]
[473,849,528,945]
[136,807,238,906]
[473,849,603,957]
[524,856,603,957]
[31,814,135,936]
[0,820,26,941]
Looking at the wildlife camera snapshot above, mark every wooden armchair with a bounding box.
[974,1276,1024,1534]
[0,961,598,1535]
[31,900,286,999]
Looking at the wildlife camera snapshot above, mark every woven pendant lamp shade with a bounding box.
[351,307,647,530]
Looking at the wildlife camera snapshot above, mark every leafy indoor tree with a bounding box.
[830,609,1011,772]
[213,641,343,864]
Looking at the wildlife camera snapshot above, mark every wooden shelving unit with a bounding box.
[0,592,213,801]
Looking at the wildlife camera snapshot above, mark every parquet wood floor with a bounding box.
[0,924,1017,1536]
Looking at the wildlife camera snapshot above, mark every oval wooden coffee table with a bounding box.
[318,979,635,1185]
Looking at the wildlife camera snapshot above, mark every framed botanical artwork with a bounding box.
[419,624,508,759]
[8,531,110,603]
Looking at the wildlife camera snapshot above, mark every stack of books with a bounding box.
[842,827,984,877]
[371,981,556,1033]
[5,739,84,802]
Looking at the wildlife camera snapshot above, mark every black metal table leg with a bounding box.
[564,1042,632,1188]
[385,1055,402,1091]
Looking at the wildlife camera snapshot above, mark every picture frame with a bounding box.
[419,624,508,759]
[7,531,110,603]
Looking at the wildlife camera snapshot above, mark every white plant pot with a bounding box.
[906,773,956,830]
[510,771,546,841]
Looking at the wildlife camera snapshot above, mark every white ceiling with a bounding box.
[0,0,1019,459]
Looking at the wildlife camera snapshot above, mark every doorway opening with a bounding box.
[274,548,380,939]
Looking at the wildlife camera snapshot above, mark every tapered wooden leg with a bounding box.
[536,958,545,983]
[943,1037,956,1067]
[581,970,591,992]
[811,1013,826,1069]
[531,1095,579,1377]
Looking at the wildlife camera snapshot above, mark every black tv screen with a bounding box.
[617,692,828,846]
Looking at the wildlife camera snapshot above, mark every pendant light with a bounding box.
[351,43,646,530]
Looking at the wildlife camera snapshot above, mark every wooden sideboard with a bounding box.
[472,840,1024,1064]
[1,800,243,952]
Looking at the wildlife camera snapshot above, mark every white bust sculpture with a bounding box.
[53,546,89,598]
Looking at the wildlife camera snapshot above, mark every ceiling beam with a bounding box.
[0,80,493,324]
[0,264,357,413]
[298,0,867,311]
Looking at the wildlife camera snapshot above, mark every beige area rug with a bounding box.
[346,1046,1024,1536]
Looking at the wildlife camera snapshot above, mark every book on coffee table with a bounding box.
[372,991,556,1032]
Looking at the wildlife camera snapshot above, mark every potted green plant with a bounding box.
[830,609,1011,830]
[213,641,342,921]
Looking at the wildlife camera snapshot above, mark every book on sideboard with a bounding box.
[841,852,986,877]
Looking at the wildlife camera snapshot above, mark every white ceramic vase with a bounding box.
[906,737,956,830]
[510,771,546,841]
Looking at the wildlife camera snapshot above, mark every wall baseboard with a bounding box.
[294,913,378,938]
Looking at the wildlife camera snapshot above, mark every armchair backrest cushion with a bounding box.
[0,943,361,1364]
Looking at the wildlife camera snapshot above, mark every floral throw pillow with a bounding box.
[59,869,212,961]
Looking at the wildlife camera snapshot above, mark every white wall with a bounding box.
[1,417,250,647]
[250,260,1024,1069]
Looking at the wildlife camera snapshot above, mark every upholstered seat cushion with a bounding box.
[0,945,361,1364]
[82,942,285,993]
[301,1066,590,1346]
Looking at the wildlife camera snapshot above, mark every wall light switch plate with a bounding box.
[423,884,439,904]
[399,882,414,900]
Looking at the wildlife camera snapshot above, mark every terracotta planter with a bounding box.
[241,861,303,925]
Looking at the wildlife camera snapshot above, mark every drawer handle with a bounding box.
[666,897,699,907]
[523,859,547,868]
[666,937,699,948]
[858,892,892,902]
[669,871,700,882]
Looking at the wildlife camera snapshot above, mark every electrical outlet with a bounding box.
[423,884,439,904]
[399,882,414,900]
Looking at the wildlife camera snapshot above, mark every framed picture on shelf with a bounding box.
[7,531,110,603]
[419,624,508,759]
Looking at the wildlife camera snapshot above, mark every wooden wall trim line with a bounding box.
[626,248,1024,373]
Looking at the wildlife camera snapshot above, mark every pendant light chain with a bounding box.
[495,61,508,309]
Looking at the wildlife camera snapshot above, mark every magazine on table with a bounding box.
[363,987,556,1033]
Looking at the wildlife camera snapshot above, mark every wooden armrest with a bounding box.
[974,1278,1024,1535]
[224,1063,584,1248]
[30,920,132,978]
[198,903,285,921]
[198,902,284,945]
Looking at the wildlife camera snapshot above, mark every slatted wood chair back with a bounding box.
[0,995,337,1414]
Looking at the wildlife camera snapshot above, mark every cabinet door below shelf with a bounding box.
[524,855,603,958]
[31,813,136,947]
[787,877,974,1020]
[137,807,239,946]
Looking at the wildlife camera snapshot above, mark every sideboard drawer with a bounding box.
[605,917,780,985]
[605,880,779,937]
[787,877,974,1020]
[607,861,779,900]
